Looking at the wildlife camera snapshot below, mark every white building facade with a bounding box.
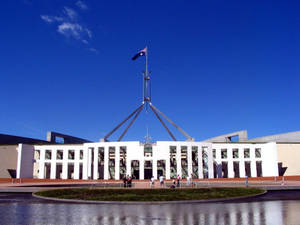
[16,141,279,180]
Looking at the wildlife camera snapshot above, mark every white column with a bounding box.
[104,146,109,180]
[62,149,68,179]
[215,148,221,178]
[227,148,234,178]
[82,148,89,180]
[153,160,157,179]
[187,146,192,177]
[38,149,45,179]
[87,148,92,179]
[74,149,80,179]
[166,157,170,180]
[126,159,131,176]
[250,147,257,177]
[115,147,120,180]
[251,160,257,177]
[139,159,144,180]
[239,148,246,177]
[50,149,56,179]
[177,145,181,177]
[207,145,214,179]
[198,147,203,179]
[93,147,99,180]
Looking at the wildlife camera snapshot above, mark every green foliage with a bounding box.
[35,187,264,202]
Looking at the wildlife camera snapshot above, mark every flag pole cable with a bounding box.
[101,46,194,142]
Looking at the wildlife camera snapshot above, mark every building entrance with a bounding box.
[157,160,166,177]
[144,160,152,179]
[131,160,139,179]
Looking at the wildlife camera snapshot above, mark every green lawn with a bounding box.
[35,187,265,202]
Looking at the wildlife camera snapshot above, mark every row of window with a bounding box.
[35,150,84,160]
[212,148,261,159]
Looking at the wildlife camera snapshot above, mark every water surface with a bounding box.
[0,192,300,225]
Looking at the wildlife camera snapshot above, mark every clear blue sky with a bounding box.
[0,0,299,142]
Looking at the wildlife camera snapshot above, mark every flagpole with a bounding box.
[145,46,148,80]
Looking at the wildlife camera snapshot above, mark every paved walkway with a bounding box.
[0,178,300,193]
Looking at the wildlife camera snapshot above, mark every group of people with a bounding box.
[150,175,165,188]
[152,173,194,188]
[123,174,194,188]
[122,175,133,188]
[171,174,182,188]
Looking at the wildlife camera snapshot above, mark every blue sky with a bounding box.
[0,0,299,142]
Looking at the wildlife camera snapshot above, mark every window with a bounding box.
[244,148,250,158]
[34,150,40,160]
[68,150,75,160]
[144,144,153,157]
[45,150,51,160]
[233,149,239,158]
[221,149,227,159]
[57,150,63,160]
[80,150,83,159]
[212,149,216,158]
[255,148,261,158]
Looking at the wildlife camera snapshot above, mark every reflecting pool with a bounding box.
[0,192,300,225]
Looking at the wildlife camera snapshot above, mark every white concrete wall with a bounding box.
[29,141,279,180]
[261,142,278,176]
[212,142,278,178]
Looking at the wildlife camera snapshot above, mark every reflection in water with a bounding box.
[1,200,300,225]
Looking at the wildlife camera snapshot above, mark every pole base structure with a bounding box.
[102,103,144,142]
[102,101,194,142]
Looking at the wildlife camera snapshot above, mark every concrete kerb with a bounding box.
[32,189,267,205]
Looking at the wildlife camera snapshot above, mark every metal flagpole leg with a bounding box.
[150,103,194,141]
[118,104,144,141]
[103,103,144,141]
[150,104,177,141]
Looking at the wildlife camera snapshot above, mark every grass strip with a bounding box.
[35,187,264,202]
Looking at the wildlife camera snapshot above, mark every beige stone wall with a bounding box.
[0,145,18,178]
[277,143,300,176]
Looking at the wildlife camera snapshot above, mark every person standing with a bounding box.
[159,175,164,187]
[187,174,191,186]
[176,174,181,188]
[150,176,155,188]
[123,175,127,188]
[127,176,132,188]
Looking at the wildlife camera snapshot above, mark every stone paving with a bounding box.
[0,177,300,192]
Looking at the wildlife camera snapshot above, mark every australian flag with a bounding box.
[132,47,147,60]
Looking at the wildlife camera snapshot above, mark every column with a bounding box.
[115,147,120,180]
[153,160,157,179]
[207,145,214,179]
[82,148,89,180]
[215,148,222,178]
[87,148,92,179]
[38,149,45,179]
[139,159,144,180]
[251,160,257,177]
[239,148,246,177]
[166,156,170,180]
[187,146,192,177]
[62,149,68,179]
[250,147,257,177]
[50,149,56,179]
[74,149,80,179]
[177,145,182,177]
[93,147,99,180]
[104,146,109,180]
[126,159,131,176]
[198,147,203,179]
[227,148,234,178]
